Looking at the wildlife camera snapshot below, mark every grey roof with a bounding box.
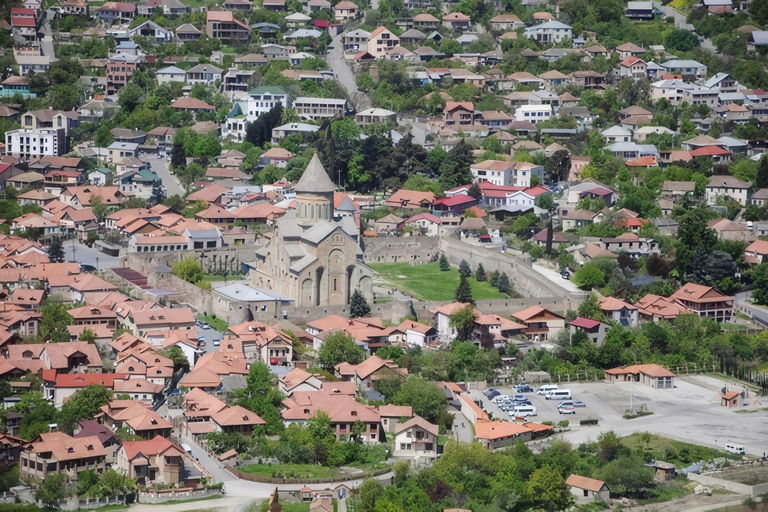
[295,153,336,193]
[601,126,632,137]
[275,218,304,238]
[662,60,705,69]
[639,144,658,155]
[273,122,320,133]
[185,228,221,239]
[187,63,223,74]
[489,205,535,214]
[157,65,186,75]
[704,72,733,88]
[400,28,426,39]
[336,195,357,212]
[283,244,307,258]
[524,20,572,32]
[345,28,370,38]
[291,254,317,273]
[606,142,641,152]
[301,221,337,244]
[627,1,652,8]
[339,216,357,237]
[107,142,139,151]
[706,176,752,188]
[751,31,768,45]
[285,28,322,39]
[717,136,747,147]
[175,23,201,34]
[214,283,293,302]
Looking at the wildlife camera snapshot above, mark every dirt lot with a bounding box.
[624,492,740,511]
[717,464,768,485]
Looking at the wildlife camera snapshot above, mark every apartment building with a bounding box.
[206,10,250,45]
[294,97,347,120]
[106,53,142,96]
[5,129,65,159]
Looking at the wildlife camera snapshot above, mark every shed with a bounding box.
[565,474,610,503]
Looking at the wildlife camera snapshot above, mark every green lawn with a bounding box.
[200,314,228,333]
[369,263,506,301]
[276,503,310,512]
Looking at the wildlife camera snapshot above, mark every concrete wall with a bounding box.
[687,472,768,497]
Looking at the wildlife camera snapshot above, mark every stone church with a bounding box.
[251,154,373,308]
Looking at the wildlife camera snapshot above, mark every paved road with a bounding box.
[653,2,716,52]
[39,10,55,59]
[532,262,584,295]
[735,291,768,327]
[65,239,125,269]
[142,154,184,197]
[328,32,360,97]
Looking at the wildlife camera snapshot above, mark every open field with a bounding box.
[369,262,506,301]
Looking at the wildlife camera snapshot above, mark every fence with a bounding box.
[138,488,223,503]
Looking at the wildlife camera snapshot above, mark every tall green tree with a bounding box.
[757,156,768,189]
[234,361,284,435]
[39,299,74,343]
[349,289,371,318]
[59,385,113,434]
[458,260,471,279]
[474,263,486,282]
[316,331,365,367]
[449,305,475,341]
[36,473,68,508]
[48,236,65,263]
[454,274,474,305]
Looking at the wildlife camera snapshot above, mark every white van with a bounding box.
[726,442,745,455]
[546,389,572,400]
[536,385,559,395]
[511,405,537,417]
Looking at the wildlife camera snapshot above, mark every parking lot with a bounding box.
[468,375,768,457]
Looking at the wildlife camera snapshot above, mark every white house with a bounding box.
[393,416,439,466]
[523,21,572,44]
[156,65,187,84]
[429,301,470,342]
[514,104,552,124]
[706,176,752,206]
[601,126,631,143]
[661,60,707,82]
[5,129,65,159]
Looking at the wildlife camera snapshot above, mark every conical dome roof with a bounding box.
[295,153,336,193]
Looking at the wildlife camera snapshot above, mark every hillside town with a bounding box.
[3,0,768,510]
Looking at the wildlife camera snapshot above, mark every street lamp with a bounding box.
[95,257,99,272]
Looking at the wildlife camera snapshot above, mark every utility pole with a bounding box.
[72,239,76,264]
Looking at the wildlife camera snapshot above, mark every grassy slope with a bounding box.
[369,262,506,301]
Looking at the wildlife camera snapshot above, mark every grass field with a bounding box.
[200,314,228,333]
[369,263,506,301]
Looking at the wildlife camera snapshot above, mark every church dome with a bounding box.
[295,153,337,193]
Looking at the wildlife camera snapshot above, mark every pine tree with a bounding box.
[48,236,65,263]
[475,263,487,282]
[757,155,768,189]
[467,182,482,201]
[455,274,474,305]
[458,259,471,278]
[170,140,186,170]
[545,219,554,257]
[439,255,450,271]
[349,289,371,318]
[489,270,500,287]
[497,272,511,296]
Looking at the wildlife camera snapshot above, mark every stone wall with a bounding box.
[362,236,441,264]
[438,238,584,303]
[127,245,255,276]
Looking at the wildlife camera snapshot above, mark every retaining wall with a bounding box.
[225,465,392,485]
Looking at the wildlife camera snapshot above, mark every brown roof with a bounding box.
[394,415,439,436]
[566,474,607,492]
[30,432,106,461]
[171,97,216,110]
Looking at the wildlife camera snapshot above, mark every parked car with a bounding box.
[483,387,497,396]
[80,264,97,272]
[213,339,221,346]
[559,405,576,414]
[513,394,526,401]
[561,270,571,279]
[572,400,586,408]
[513,383,530,389]
[486,390,501,399]
[517,384,534,393]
